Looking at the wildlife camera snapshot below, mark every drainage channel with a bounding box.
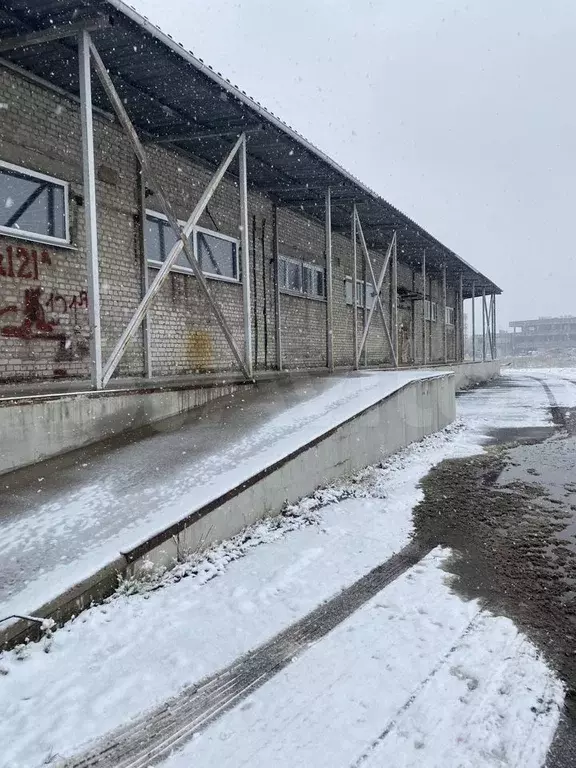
[63,539,433,768]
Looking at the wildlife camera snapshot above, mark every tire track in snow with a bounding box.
[62,539,433,768]
[348,611,483,767]
[527,376,566,427]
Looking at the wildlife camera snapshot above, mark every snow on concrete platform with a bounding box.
[0,372,561,767]
[0,370,440,622]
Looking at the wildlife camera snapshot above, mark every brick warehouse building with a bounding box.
[0,1,500,390]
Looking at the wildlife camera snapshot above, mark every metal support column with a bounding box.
[488,293,495,360]
[471,281,476,362]
[352,204,359,369]
[392,236,398,367]
[459,272,464,361]
[482,288,486,361]
[422,251,427,365]
[442,263,447,363]
[137,160,152,378]
[325,188,334,371]
[273,203,282,371]
[493,293,497,359]
[239,136,253,377]
[78,30,102,389]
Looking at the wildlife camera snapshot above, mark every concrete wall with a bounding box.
[0,63,466,387]
[0,360,498,476]
[0,371,456,650]
[449,360,501,390]
[421,360,500,390]
[127,373,455,574]
[0,381,245,476]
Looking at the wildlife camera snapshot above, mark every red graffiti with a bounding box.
[44,290,88,314]
[1,287,62,340]
[0,247,51,279]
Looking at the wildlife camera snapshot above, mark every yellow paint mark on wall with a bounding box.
[187,330,213,372]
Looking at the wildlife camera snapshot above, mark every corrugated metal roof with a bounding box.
[0,0,501,295]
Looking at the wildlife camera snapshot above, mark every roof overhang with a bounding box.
[0,0,501,297]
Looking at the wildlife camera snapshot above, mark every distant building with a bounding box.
[508,316,576,354]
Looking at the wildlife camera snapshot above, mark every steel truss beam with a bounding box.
[325,188,334,371]
[84,36,252,386]
[354,207,398,367]
[78,30,103,390]
[0,16,109,53]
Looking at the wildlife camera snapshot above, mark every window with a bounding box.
[345,277,376,309]
[197,228,238,280]
[279,255,326,299]
[424,299,438,322]
[0,160,69,244]
[145,212,239,281]
[445,306,455,325]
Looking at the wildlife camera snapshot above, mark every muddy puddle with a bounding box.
[412,405,576,765]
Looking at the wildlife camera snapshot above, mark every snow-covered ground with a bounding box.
[163,548,562,768]
[0,370,439,622]
[507,366,576,407]
[0,372,564,768]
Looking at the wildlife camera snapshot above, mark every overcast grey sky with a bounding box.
[132,0,575,330]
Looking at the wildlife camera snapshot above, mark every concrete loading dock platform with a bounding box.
[0,368,462,648]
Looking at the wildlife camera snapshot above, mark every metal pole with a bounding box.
[137,160,152,378]
[493,293,497,359]
[325,188,334,372]
[422,251,426,365]
[459,272,464,361]
[484,292,493,359]
[363,256,368,367]
[272,203,282,371]
[352,204,359,369]
[392,236,398,366]
[489,293,495,359]
[442,262,447,363]
[78,30,103,390]
[471,281,476,362]
[239,136,253,377]
[482,288,486,361]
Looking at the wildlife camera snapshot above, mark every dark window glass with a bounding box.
[197,231,237,279]
[0,165,67,241]
[315,269,325,298]
[145,215,192,270]
[286,260,302,291]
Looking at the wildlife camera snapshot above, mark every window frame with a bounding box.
[424,299,438,322]
[445,306,455,325]
[345,276,376,309]
[145,210,240,284]
[0,159,70,246]
[279,254,326,300]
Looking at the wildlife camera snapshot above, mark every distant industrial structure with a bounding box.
[506,316,576,355]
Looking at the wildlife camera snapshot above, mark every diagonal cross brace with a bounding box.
[355,211,397,366]
[88,39,252,385]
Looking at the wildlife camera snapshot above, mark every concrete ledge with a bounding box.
[0,380,246,476]
[423,360,500,391]
[126,374,455,573]
[0,372,455,649]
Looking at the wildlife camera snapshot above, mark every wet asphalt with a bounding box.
[412,376,576,766]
